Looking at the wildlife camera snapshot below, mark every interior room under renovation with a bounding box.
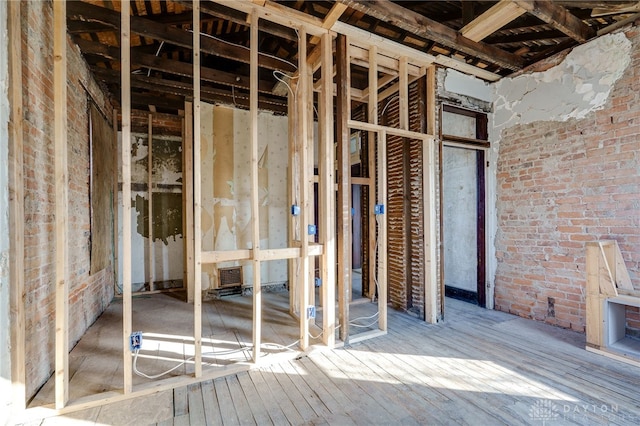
[1,0,640,424]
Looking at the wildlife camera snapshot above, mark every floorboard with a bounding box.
[19,295,640,426]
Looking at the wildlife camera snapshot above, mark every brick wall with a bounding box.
[21,1,114,398]
[495,27,640,333]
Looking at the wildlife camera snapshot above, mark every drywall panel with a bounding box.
[0,1,11,419]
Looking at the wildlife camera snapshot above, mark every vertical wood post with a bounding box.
[319,32,336,347]
[298,26,310,350]
[147,114,154,291]
[367,46,378,304]
[424,66,438,323]
[377,130,388,331]
[112,108,119,291]
[399,57,409,131]
[184,103,194,298]
[8,0,26,411]
[192,0,203,377]
[336,34,351,342]
[54,0,69,408]
[287,89,297,316]
[250,10,262,362]
[120,0,133,394]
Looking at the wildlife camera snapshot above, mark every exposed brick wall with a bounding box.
[495,27,640,333]
[21,1,114,398]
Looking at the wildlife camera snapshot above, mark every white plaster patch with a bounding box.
[444,69,493,102]
[493,33,632,135]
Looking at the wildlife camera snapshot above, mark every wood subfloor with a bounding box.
[22,297,640,425]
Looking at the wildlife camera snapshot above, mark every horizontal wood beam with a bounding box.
[335,0,523,71]
[67,1,295,72]
[460,0,526,42]
[75,38,277,94]
[513,0,595,42]
[92,67,288,113]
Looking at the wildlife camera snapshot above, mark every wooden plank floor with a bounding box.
[24,297,640,425]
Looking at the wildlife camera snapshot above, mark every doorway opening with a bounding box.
[441,105,488,308]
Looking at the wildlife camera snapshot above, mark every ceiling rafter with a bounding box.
[460,0,527,42]
[334,0,524,71]
[513,0,596,42]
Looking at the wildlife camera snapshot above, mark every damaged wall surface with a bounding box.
[493,29,640,332]
[200,104,288,290]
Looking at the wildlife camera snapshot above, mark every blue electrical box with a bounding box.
[374,204,385,215]
[130,331,143,351]
[307,306,316,319]
[291,205,301,216]
[308,224,317,235]
[315,277,322,287]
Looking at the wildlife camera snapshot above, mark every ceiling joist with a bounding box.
[460,0,527,42]
[513,0,596,42]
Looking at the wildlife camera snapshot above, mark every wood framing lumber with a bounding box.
[120,0,133,395]
[336,34,351,342]
[334,0,523,71]
[147,115,154,291]
[54,0,69,408]
[184,102,195,303]
[8,0,26,411]
[367,46,378,304]
[377,130,388,332]
[513,0,595,42]
[399,56,409,131]
[250,10,263,363]
[424,66,438,324]
[67,1,294,72]
[460,1,526,42]
[192,0,203,378]
[319,31,336,347]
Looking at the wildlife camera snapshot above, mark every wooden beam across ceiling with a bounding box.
[335,0,524,71]
[74,38,277,94]
[460,0,527,42]
[513,0,595,42]
[67,1,295,72]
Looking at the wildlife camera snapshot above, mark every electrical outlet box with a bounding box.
[306,306,316,319]
[315,277,322,287]
[291,204,300,216]
[308,224,317,235]
[351,207,355,216]
[374,204,385,215]
[130,331,143,351]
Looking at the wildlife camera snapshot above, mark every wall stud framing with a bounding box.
[336,34,351,343]
[399,57,409,131]
[54,0,70,408]
[147,114,154,291]
[377,130,388,332]
[112,108,119,290]
[192,0,203,377]
[319,31,336,347]
[120,0,133,395]
[250,10,262,362]
[8,0,26,411]
[367,46,378,303]
[424,66,438,323]
[184,102,194,300]
[298,26,311,350]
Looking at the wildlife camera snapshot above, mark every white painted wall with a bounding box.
[0,1,12,420]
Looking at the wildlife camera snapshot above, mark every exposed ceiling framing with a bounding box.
[68,0,640,115]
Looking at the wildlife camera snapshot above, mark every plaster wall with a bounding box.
[200,104,289,289]
[0,0,12,420]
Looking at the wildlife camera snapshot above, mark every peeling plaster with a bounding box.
[493,33,632,135]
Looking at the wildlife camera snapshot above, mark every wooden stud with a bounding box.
[348,120,430,141]
[586,242,603,348]
[298,26,310,350]
[184,102,195,300]
[192,0,203,378]
[460,1,526,42]
[377,130,388,332]
[319,32,336,347]
[287,86,297,316]
[424,66,438,324]
[336,34,351,342]
[367,46,378,304]
[120,0,133,395]
[8,0,26,411]
[399,56,409,131]
[250,10,262,362]
[112,109,119,292]
[54,0,69,408]
[306,39,315,311]
[147,114,154,291]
